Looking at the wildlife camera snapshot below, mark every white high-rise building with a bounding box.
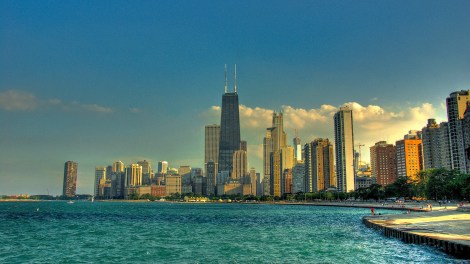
[334,106,355,192]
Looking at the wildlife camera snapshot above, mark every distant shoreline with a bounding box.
[0,198,458,212]
[0,199,41,202]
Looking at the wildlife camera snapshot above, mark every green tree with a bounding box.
[128,192,140,200]
[140,193,156,201]
[324,192,335,200]
[384,176,413,198]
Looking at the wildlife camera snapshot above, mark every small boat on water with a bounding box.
[67,200,74,204]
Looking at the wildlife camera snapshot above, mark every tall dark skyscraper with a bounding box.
[218,65,241,176]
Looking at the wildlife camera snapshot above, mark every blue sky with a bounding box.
[1,0,469,195]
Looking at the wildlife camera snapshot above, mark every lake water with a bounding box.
[0,201,460,263]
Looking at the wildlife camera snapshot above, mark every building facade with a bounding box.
[205,124,220,177]
[292,161,305,193]
[304,138,335,192]
[263,128,274,195]
[446,90,470,173]
[334,106,355,192]
[396,131,423,182]
[206,160,216,196]
[218,91,241,176]
[157,161,168,174]
[137,160,152,185]
[421,119,452,170]
[126,164,143,187]
[370,141,397,186]
[94,166,107,197]
[63,161,78,197]
[165,175,182,196]
[463,110,470,173]
[231,150,247,180]
[265,112,288,197]
[293,131,302,162]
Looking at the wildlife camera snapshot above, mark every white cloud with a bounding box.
[239,105,273,128]
[129,107,141,113]
[0,90,38,111]
[47,98,62,105]
[80,103,113,113]
[0,89,114,114]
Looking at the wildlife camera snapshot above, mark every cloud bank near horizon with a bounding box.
[205,101,445,167]
[0,89,127,114]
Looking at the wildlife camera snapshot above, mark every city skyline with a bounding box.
[1,1,469,195]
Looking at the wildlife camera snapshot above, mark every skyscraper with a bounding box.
[218,65,241,176]
[112,161,125,173]
[126,164,142,187]
[293,130,302,162]
[271,112,287,151]
[157,161,168,174]
[334,106,355,192]
[446,90,470,173]
[111,161,125,199]
[266,112,287,197]
[248,168,257,196]
[263,128,274,195]
[137,160,152,185]
[206,160,216,195]
[463,110,470,173]
[231,150,247,180]
[421,119,451,170]
[94,166,107,197]
[303,143,313,192]
[63,161,78,197]
[292,161,305,193]
[205,124,220,176]
[304,138,335,192]
[370,141,397,186]
[396,131,423,182]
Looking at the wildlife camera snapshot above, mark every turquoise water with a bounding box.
[0,202,459,263]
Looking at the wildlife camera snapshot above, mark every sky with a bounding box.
[1,0,469,195]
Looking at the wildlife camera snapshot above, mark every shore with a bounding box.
[363,206,470,258]
[280,200,439,212]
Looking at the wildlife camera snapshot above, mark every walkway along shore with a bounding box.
[363,206,470,258]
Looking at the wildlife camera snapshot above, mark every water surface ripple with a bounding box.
[0,202,461,263]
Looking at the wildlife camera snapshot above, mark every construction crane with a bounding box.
[355,143,365,169]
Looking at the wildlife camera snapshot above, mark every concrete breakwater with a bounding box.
[363,208,470,258]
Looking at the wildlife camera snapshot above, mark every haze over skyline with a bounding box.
[1,0,469,195]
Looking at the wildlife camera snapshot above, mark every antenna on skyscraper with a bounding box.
[224,64,227,93]
[234,64,237,93]
[295,128,298,138]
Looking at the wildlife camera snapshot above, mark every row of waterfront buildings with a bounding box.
[62,69,470,198]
